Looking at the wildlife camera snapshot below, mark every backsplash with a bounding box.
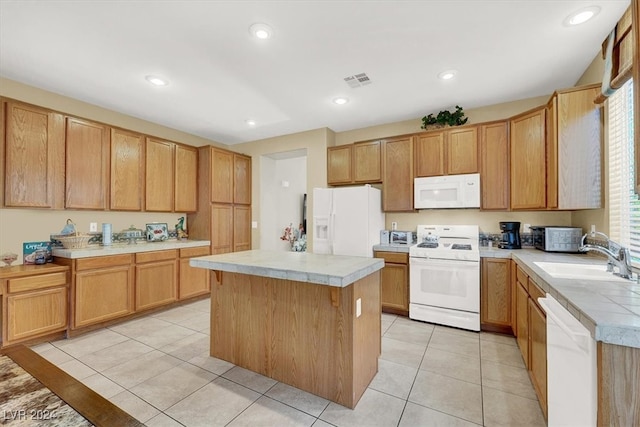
[479,232,534,248]
[50,229,182,247]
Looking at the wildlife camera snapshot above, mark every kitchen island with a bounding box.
[190,250,384,409]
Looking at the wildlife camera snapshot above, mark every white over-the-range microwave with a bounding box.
[414,173,480,209]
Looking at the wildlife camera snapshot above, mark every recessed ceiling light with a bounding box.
[145,75,169,86]
[249,23,273,39]
[245,119,256,127]
[333,97,349,105]
[438,70,457,80]
[564,6,600,26]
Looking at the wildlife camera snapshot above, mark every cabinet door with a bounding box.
[529,297,548,418]
[516,280,529,368]
[383,137,414,211]
[74,265,134,328]
[380,263,408,312]
[65,117,109,209]
[175,145,198,212]
[510,108,546,210]
[554,86,602,209]
[234,153,252,205]
[4,101,64,208]
[110,128,144,211]
[233,205,252,252]
[179,246,210,299]
[6,287,67,343]
[327,145,353,185]
[211,204,233,254]
[480,258,511,332]
[480,122,509,210]
[211,148,233,203]
[414,132,444,177]
[145,137,174,212]
[353,140,382,183]
[136,260,178,311]
[447,127,478,175]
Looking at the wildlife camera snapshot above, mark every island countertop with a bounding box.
[190,249,384,287]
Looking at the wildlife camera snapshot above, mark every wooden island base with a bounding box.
[210,270,381,409]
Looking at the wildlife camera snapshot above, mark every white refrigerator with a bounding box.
[312,185,385,257]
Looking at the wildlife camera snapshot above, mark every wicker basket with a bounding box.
[55,219,92,249]
[55,233,92,249]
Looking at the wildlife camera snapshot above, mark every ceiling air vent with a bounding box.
[344,72,371,88]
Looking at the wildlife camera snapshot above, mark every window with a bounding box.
[608,79,639,266]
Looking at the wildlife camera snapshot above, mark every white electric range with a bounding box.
[409,225,480,331]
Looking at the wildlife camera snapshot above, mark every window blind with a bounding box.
[608,79,640,266]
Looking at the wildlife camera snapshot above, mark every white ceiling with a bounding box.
[0,1,630,145]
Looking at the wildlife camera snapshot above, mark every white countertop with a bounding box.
[190,250,384,288]
[52,239,210,259]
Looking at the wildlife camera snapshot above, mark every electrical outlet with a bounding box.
[89,222,98,232]
[591,224,596,234]
[523,223,531,232]
[356,298,362,318]
[251,221,258,229]
[391,222,398,231]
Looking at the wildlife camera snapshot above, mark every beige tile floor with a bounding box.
[31,299,546,426]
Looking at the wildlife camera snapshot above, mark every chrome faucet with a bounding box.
[579,232,633,280]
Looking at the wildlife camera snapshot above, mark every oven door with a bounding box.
[409,256,480,312]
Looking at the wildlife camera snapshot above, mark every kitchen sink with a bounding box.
[533,262,630,283]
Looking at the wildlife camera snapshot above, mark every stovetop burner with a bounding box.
[451,244,472,250]
[417,242,439,249]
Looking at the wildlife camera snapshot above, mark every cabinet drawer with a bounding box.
[528,278,545,302]
[76,254,133,271]
[136,249,178,263]
[180,246,210,258]
[516,265,528,289]
[8,272,67,293]
[374,251,408,264]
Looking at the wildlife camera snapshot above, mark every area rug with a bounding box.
[0,354,91,426]
[1,346,143,426]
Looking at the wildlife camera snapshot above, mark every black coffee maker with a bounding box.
[499,222,521,249]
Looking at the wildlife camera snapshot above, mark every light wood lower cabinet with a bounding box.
[73,255,135,329]
[179,246,211,299]
[513,262,547,419]
[1,265,69,347]
[135,250,178,311]
[374,251,409,315]
[480,258,512,334]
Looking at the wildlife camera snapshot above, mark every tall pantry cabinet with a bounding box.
[188,146,252,255]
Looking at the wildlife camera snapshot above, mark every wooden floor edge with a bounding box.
[3,345,144,427]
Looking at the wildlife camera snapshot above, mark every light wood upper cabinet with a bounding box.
[414,131,445,177]
[4,101,65,208]
[65,117,110,210]
[110,128,144,211]
[383,136,414,212]
[415,127,478,177]
[145,137,174,212]
[211,148,233,204]
[174,145,198,212]
[353,140,382,183]
[480,121,509,210]
[327,145,353,185]
[546,84,602,209]
[510,107,546,210]
[447,127,479,174]
[234,153,252,205]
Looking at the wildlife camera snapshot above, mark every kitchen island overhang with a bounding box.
[190,250,384,409]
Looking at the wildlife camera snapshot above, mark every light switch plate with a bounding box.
[89,222,98,232]
[251,221,258,229]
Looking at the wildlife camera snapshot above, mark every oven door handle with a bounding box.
[410,257,479,266]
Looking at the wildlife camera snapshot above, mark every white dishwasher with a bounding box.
[538,294,597,427]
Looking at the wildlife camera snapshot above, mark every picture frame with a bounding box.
[146,223,169,242]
